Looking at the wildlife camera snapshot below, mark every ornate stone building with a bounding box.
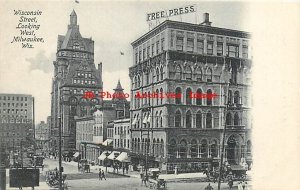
[129,14,252,173]
[50,10,103,155]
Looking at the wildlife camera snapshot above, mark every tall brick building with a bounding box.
[0,94,34,151]
[50,10,103,155]
[129,14,252,173]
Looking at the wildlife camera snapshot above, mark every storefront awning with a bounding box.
[102,139,113,146]
[73,152,80,158]
[107,151,120,160]
[116,152,130,162]
[98,151,109,161]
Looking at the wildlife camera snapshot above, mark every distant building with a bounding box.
[129,14,252,173]
[75,80,130,164]
[0,94,34,151]
[113,118,131,150]
[35,120,51,153]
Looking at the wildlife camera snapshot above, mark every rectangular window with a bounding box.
[147,46,150,58]
[186,38,194,52]
[151,44,155,56]
[139,50,142,62]
[207,41,214,55]
[171,33,175,47]
[161,38,165,51]
[135,52,138,64]
[217,42,223,56]
[156,41,160,54]
[242,45,248,58]
[143,48,146,60]
[197,40,204,54]
[226,44,239,57]
[176,37,183,51]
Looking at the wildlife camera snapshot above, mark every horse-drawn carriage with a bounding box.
[78,159,91,173]
[148,178,167,189]
[45,169,68,189]
[204,165,247,182]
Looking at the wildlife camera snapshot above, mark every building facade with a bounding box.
[113,118,131,150]
[35,121,50,152]
[0,94,34,152]
[50,10,103,155]
[129,15,252,173]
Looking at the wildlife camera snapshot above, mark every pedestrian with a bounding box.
[98,169,102,180]
[101,170,106,180]
[228,179,233,190]
[241,180,247,190]
[140,172,144,186]
[204,183,214,190]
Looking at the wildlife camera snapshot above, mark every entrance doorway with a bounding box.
[227,135,240,164]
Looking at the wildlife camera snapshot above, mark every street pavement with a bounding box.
[5,158,251,190]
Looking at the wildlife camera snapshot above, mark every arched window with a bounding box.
[186,88,192,105]
[186,110,192,128]
[195,67,202,81]
[200,139,208,158]
[153,138,156,156]
[226,113,232,126]
[160,111,163,127]
[207,68,212,82]
[137,138,140,153]
[207,89,213,105]
[175,65,182,80]
[206,112,212,128]
[160,139,164,155]
[156,68,160,82]
[137,75,141,87]
[186,66,192,80]
[175,87,182,104]
[168,139,177,159]
[196,111,202,128]
[179,139,187,158]
[155,111,159,128]
[234,113,239,125]
[247,140,252,155]
[145,71,149,85]
[191,139,198,158]
[156,89,159,105]
[175,110,181,127]
[160,67,164,80]
[160,88,163,104]
[211,140,218,157]
[234,91,240,105]
[228,90,232,104]
[196,88,202,105]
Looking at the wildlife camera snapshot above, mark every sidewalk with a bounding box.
[60,160,207,180]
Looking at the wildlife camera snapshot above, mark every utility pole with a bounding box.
[58,116,62,190]
[218,82,230,190]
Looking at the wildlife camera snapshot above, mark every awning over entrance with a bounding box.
[98,151,109,161]
[107,151,120,160]
[116,152,130,162]
[73,152,80,158]
[102,139,113,146]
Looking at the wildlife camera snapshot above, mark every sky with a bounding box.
[0,0,250,124]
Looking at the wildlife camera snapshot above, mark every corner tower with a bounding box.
[50,10,103,155]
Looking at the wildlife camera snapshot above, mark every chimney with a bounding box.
[201,13,212,26]
[98,62,102,71]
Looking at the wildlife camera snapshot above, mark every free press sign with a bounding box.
[147,5,196,21]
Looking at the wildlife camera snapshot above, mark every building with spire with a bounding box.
[50,10,103,155]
